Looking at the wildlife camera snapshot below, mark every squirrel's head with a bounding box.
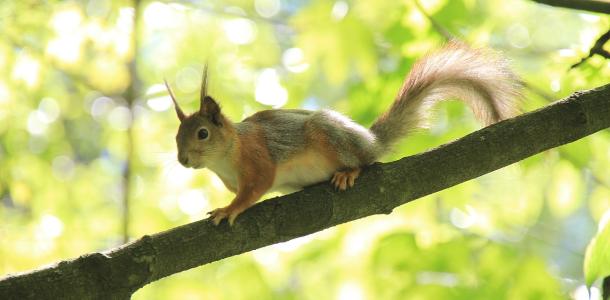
[165,66,233,169]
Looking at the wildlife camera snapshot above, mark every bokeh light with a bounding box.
[255,68,288,108]
[255,0,281,18]
[222,18,257,45]
[331,1,349,21]
[282,48,310,73]
[12,53,40,88]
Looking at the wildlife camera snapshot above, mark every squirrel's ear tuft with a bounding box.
[164,79,185,122]
[201,96,223,127]
[197,63,222,126]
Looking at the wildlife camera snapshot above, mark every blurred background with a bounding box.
[0,0,609,299]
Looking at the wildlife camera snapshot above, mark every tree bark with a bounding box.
[1,84,609,299]
[530,0,610,14]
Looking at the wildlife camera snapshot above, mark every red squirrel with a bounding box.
[165,41,521,226]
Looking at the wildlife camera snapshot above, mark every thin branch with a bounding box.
[413,0,454,40]
[571,28,610,69]
[1,84,609,299]
[530,0,610,14]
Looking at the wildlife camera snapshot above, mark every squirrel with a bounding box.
[164,41,521,226]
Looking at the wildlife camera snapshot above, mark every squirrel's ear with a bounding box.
[201,96,223,127]
[198,63,223,127]
[164,79,185,122]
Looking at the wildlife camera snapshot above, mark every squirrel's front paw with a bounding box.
[207,206,243,226]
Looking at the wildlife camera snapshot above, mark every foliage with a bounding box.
[585,212,610,287]
[0,0,608,299]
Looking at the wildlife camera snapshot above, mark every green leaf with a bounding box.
[584,211,610,287]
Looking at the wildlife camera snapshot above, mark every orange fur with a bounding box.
[209,123,276,225]
[305,122,342,169]
[311,128,364,190]
[272,122,343,192]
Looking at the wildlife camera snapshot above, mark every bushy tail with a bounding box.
[370,41,521,155]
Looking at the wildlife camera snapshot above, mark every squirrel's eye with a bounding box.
[197,128,209,140]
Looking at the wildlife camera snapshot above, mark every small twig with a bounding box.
[413,0,455,40]
[570,28,610,69]
[531,0,610,14]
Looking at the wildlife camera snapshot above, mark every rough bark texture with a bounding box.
[1,84,609,299]
[531,0,610,14]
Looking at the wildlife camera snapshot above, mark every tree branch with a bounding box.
[530,0,610,14]
[571,28,610,69]
[1,84,609,299]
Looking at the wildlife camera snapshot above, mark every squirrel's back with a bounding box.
[239,109,378,165]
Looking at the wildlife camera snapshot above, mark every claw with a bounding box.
[228,213,238,226]
[331,168,361,191]
[207,206,244,226]
[208,207,229,225]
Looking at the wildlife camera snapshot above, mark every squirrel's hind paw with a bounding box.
[331,168,361,191]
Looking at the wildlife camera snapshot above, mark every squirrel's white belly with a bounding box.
[272,150,337,192]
